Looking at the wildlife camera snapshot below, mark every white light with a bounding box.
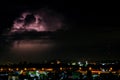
[78,62,81,65]
[72,62,76,65]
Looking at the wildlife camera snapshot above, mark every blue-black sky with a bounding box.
[0,0,119,64]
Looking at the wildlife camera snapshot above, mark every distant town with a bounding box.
[0,60,120,80]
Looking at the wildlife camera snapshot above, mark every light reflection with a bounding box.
[11,39,55,54]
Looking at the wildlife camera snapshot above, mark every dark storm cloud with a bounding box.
[10,9,64,33]
[24,14,36,25]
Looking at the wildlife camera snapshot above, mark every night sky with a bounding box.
[0,0,119,64]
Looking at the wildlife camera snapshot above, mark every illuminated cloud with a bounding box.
[9,9,63,55]
[10,9,63,33]
[11,39,55,54]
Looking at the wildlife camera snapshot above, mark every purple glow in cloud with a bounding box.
[10,9,63,33]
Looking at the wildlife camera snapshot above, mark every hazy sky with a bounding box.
[0,0,119,64]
